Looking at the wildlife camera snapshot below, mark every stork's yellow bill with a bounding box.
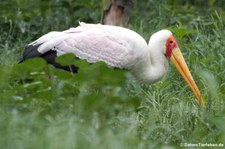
[166,35,204,107]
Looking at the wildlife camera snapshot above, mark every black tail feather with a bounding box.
[18,44,43,63]
[19,44,79,73]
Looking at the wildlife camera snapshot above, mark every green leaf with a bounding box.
[55,53,76,66]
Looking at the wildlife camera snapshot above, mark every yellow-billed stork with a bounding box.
[18,22,204,107]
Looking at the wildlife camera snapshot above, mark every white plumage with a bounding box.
[27,22,172,83]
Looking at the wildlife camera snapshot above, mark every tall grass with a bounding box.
[0,0,225,149]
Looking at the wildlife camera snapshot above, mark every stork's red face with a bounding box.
[165,35,178,58]
[165,35,204,107]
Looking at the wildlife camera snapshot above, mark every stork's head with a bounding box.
[150,30,204,107]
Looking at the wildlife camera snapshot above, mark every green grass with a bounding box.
[0,0,225,149]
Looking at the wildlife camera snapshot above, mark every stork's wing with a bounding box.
[19,22,147,70]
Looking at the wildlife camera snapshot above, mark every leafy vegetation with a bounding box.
[0,0,225,149]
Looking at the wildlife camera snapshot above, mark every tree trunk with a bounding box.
[102,0,133,26]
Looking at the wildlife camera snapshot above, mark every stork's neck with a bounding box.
[133,45,169,84]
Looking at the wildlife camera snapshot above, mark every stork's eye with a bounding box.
[170,40,173,44]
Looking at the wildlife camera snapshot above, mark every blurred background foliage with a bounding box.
[0,0,225,149]
[1,0,224,40]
